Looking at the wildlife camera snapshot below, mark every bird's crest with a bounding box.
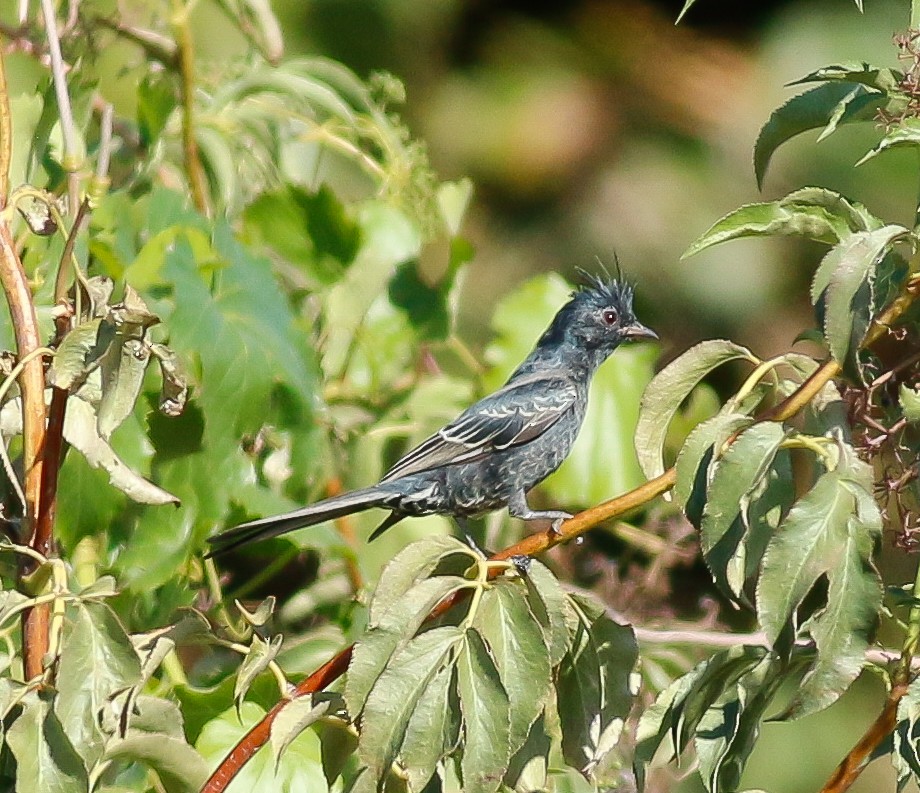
[573,260,634,307]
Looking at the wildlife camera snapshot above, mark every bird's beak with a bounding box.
[623,322,658,341]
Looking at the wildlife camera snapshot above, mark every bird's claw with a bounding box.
[550,514,572,534]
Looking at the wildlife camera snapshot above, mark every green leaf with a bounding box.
[345,575,468,718]
[234,634,283,713]
[270,694,338,766]
[388,260,456,340]
[137,71,177,147]
[557,594,638,776]
[51,318,114,390]
[473,580,552,755]
[457,628,511,793]
[811,226,909,364]
[790,62,903,92]
[634,645,768,789]
[700,423,786,600]
[900,383,920,423]
[683,187,883,259]
[368,536,474,627]
[694,657,786,793]
[893,677,920,789]
[358,626,464,787]
[54,601,143,766]
[7,690,88,793]
[521,559,573,667]
[104,732,209,793]
[97,336,151,439]
[436,178,473,236]
[635,340,757,481]
[857,117,920,166]
[503,709,551,792]
[754,82,886,189]
[398,651,458,792]
[197,702,327,793]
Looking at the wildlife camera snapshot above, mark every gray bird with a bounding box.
[207,274,656,556]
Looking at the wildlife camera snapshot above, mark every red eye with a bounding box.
[602,308,618,325]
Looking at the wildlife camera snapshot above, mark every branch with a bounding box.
[202,275,920,792]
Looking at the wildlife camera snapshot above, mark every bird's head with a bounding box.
[536,272,657,359]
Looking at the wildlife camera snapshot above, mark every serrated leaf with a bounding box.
[900,384,920,423]
[63,395,179,505]
[369,535,474,626]
[270,693,337,765]
[893,677,920,789]
[754,82,887,188]
[234,634,283,712]
[701,423,786,599]
[694,657,785,793]
[674,410,753,522]
[346,575,468,718]
[635,340,757,481]
[634,645,768,789]
[399,652,458,792]
[790,62,903,92]
[7,690,88,793]
[457,628,511,793]
[473,580,551,754]
[358,626,464,786]
[54,601,142,766]
[683,187,883,259]
[557,594,638,776]
[104,732,208,793]
[521,559,573,667]
[857,117,920,166]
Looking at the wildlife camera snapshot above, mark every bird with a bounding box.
[206,272,656,556]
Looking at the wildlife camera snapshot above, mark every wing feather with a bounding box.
[381,375,577,482]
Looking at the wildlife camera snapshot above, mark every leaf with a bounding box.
[812,226,909,364]
[104,732,209,793]
[196,702,327,792]
[368,535,474,627]
[234,633,283,713]
[51,318,114,390]
[345,575,468,718]
[521,559,573,667]
[137,71,177,147]
[900,383,920,423]
[557,594,639,776]
[473,580,552,754]
[700,423,786,599]
[790,62,903,93]
[149,343,188,416]
[675,0,698,23]
[54,601,143,766]
[97,336,151,439]
[635,340,757,481]
[388,260,456,340]
[457,628,511,793]
[683,187,883,259]
[893,677,920,789]
[357,626,464,787]
[63,395,179,505]
[398,651,458,792]
[270,693,338,765]
[857,117,920,166]
[754,82,886,189]
[634,645,768,789]
[7,690,88,793]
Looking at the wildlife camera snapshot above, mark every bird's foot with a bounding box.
[549,513,572,534]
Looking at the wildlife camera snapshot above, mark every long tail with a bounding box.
[206,485,391,557]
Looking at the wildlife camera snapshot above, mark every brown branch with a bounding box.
[0,49,10,202]
[202,275,920,791]
[170,0,209,216]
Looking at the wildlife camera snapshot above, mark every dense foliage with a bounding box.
[0,2,919,793]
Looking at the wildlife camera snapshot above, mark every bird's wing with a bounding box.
[380,374,577,482]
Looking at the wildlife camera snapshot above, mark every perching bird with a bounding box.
[207,273,656,556]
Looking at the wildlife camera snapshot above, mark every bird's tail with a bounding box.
[206,485,391,557]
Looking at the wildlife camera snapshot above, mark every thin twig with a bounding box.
[0,50,10,204]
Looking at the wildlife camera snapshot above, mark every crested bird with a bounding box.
[207,273,656,556]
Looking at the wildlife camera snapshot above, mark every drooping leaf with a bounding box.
[7,689,88,793]
[51,318,114,390]
[104,732,209,793]
[754,82,887,188]
[557,594,638,777]
[683,187,883,259]
[473,580,552,755]
[635,340,757,481]
[457,628,511,793]
[357,626,464,787]
[269,693,339,766]
[521,559,574,667]
[54,601,143,765]
[857,117,920,166]
[700,423,786,599]
[234,634,284,713]
[790,62,903,93]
